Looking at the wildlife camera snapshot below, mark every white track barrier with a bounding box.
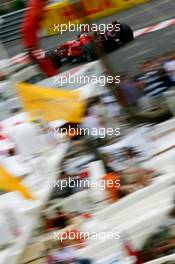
[78,204,173,261]
[94,173,175,221]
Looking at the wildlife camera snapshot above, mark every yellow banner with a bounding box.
[17,82,85,123]
[42,0,150,35]
[0,166,35,200]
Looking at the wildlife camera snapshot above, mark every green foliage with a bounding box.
[0,0,26,15]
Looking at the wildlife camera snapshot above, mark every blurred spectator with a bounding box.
[140,202,175,262]
[59,171,75,198]
[119,147,154,196]
[80,104,107,160]
[81,104,105,137]
[102,166,121,203]
[53,208,70,229]
[119,73,142,106]
[137,59,171,97]
[47,240,92,264]
[163,54,175,86]
[43,207,70,231]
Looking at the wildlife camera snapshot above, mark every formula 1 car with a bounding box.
[56,34,97,63]
[47,22,134,67]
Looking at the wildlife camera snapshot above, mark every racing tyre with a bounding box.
[46,50,62,68]
[67,55,74,63]
[83,45,96,62]
[120,23,134,44]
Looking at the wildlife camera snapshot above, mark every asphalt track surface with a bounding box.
[5,0,175,75]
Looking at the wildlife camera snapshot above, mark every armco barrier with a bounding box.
[41,0,151,36]
[0,8,25,43]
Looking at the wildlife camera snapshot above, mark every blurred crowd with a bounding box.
[35,52,175,264]
[119,52,175,109]
[1,46,173,263]
[51,150,156,202]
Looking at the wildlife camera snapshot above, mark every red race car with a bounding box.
[46,22,133,67]
[56,33,96,63]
